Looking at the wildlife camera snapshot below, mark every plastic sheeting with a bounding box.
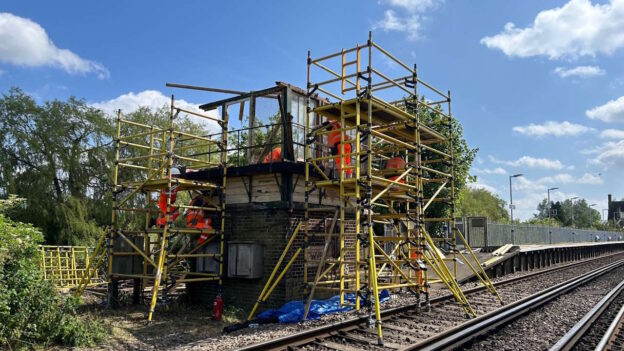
[257,290,391,323]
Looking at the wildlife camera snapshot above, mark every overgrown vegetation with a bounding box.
[0,88,212,245]
[406,96,478,234]
[0,195,108,349]
[456,187,510,223]
[223,305,245,323]
[0,88,111,245]
[227,113,283,167]
[533,197,603,229]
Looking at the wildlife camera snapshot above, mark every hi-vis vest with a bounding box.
[386,156,406,183]
[328,121,352,176]
[156,185,179,226]
[263,147,282,163]
[187,196,213,244]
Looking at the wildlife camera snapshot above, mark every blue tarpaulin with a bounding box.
[257,290,390,323]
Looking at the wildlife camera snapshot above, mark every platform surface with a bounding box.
[518,241,624,252]
[446,241,624,284]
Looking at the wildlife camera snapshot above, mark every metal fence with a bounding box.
[486,223,624,246]
[39,245,101,289]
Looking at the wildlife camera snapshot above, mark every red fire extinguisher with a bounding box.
[213,293,223,321]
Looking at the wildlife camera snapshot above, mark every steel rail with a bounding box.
[595,303,624,351]
[550,280,624,350]
[407,259,624,351]
[233,252,624,351]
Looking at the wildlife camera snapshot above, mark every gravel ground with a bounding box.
[572,289,624,350]
[463,264,624,351]
[72,253,624,351]
[175,290,435,351]
[573,293,624,351]
[175,254,624,351]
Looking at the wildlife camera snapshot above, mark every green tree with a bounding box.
[112,106,215,229]
[533,198,600,229]
[228,113,283,166]
[0,88,214,244]
[0,196,106,349]
[0,88,112,245]
[524,217,562,227]
[406,97,478,234]
[456,187,509,223]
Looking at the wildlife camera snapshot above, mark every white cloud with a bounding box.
[92,90,220,130]
[512,189,579,220]
[577,173,604,184]
[611,77,624,89]
[490,155,565,170]
[512,121,594,137]
[0,12,109,79]
[553,65,605,78]
[472,167,507,175]
[480,0,624,59]
[467,180,498,194]
[509,176,603,220]
[384,0,442,12]
[374,0,443,40]
[583,140,624,167]
[539,173,575,184]
[600,129,624,139]
[586,96,624,123]
[477,170,604,220]
[373,10,422,40]
[537,173,603,185]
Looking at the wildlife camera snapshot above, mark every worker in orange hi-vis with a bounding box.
[386,156,406,184]
[186,194,213,245]
[156,184,180,227]
[328,121,352,177]
[263,147,282,163]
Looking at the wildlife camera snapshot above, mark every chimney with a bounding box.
[608,194,612,207]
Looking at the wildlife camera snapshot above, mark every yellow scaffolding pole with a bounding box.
[302,33,500,345]
[248,221,302,320]
[71,91,229,323]
[39,245,102,290]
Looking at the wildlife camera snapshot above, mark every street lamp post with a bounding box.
[569,197,578,243]
[569,196,579,228]
[590,204,597,241]
[548,187,558,244]
[509,174,523,244]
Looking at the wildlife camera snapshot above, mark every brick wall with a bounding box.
[187,202,357,315]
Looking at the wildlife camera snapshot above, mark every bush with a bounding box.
[0,195,107,349]
[223,305,245,323]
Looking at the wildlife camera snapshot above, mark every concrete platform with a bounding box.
[518,241,624,252]
[453,241,624,283]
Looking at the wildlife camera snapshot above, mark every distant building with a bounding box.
[608,194,624,228]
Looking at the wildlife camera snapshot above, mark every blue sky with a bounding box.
[1,0,624,220]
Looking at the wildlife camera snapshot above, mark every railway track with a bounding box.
[549,275,624,351]
[595,304,624,351]
[235,252,624,351]
[412,259,624,350]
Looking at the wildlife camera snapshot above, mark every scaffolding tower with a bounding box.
[76,94,228,322]
[303,33,500,345]
[40,245,101,289]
